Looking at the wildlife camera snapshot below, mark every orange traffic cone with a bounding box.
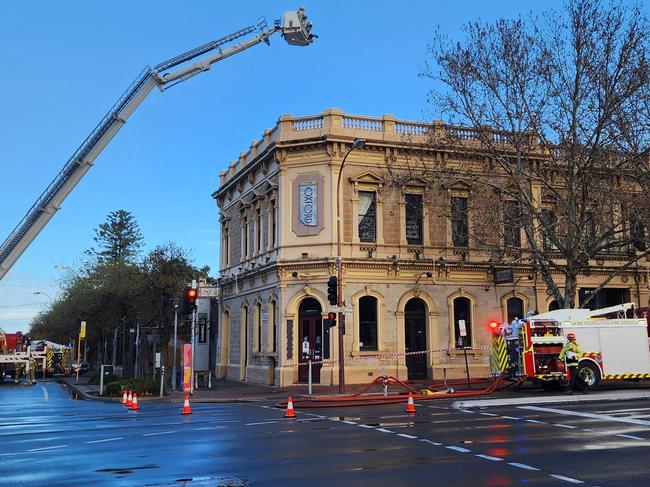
[121,390,127,405]
[284,395,295,418]
[405,392,416,414]
[127,390,133,407]
[181,394,192,415]
[130,393,140,411]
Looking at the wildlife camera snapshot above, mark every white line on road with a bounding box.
[358,424,374,429]
[501,416,521,420]
[459,409,475,414]
[480,412,498,416]
[525,419,545,424]
[475,454,504,461]
[616,434,645,440]
[445,446,471,453]
[554,424,578,429]
[341,420,357,425]
[85,437,123,444]
[549,474,584,484]
[419,439,442,446]
[40,385,49,402]
[520,405,650,426]
[245,421,279,426]
[193,426,226,431]
[397,433,418,439]
[27,444,68,452]
[375,428,393,433]
[142,430,176,436]
[508,462,540,471]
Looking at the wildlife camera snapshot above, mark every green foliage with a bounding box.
[88,209,144,264]
[105,378,161,396]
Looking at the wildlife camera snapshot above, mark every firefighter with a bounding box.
[559,332,587,394]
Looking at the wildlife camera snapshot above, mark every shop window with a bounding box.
[452,197,469,247]
[359,296,378,351]
[453,297,472,347]
[358,191,377,243]
[405,194,423,245]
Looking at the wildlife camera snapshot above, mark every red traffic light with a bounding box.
[327,311,336,328]
[186,287,198,307]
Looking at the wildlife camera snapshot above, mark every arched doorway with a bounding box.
[405,298,427,380]
[298,298,323,383]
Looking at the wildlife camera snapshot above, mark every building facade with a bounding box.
[213,109,649,386]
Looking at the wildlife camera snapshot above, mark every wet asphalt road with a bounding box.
[1,382,650,486]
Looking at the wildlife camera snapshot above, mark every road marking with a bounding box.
[508,462,539,471]
[501,416,521,420]
[475,454,504,461]
[142,430,176,436]
[549,474,584,484]
[397,433,418,439]
[0,452,21,457]
[459,409,475,414]
[40,385,49,402]
[480,412,498,416]
[245,421,279,426]
[85,437,123,444]
[358,424,374,429]
[554,424,578,429]
[526,419,545,424]
[520,405,650,426]
[617,434,645,440]
[445,446,471,453]
[341,420,357,425]
[27,444,68,452]
[376,428,393,433]
[193,426,226,431]
[419,439,442,446]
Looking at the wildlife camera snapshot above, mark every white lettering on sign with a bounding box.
[458,319,467,337]
[299,182,318,227]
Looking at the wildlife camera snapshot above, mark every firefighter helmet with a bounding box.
[566,332,576,340]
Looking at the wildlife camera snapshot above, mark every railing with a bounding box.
[292,117,324,131]
[395,121,429,135]
[342,116,383,132]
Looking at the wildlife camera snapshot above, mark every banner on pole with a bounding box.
[80,321,87,339]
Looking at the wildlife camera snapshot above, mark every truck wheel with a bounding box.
[578,362,601,390]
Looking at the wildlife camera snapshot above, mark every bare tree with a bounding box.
[406,0,650,308]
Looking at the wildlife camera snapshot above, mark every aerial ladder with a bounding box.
[0,8,315,280]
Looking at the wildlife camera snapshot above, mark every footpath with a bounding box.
[56,375,650,408]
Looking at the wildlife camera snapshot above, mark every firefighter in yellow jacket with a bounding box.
[559,332,587,394]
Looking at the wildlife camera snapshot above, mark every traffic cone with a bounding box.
[127,390,133,407]
[121,390,127,405]
[405,392,416,414]
[130,393,140,411]
[181,394,192,415]
[284,395,295,418]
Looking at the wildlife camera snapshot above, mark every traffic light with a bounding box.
[181,286,198,314]
[327,276,338,306]
[327,311,337,328]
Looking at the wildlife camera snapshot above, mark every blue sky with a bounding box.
[1,1,643,333]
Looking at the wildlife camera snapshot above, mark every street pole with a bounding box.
[135,320,140,379]
[172,301,178,391]
[335,138,365,394]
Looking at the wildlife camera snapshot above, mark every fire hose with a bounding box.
[275,374,509,409]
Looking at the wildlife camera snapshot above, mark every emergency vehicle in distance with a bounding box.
[491,303,650,390]
[0,329,71,381]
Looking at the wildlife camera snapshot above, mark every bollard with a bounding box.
[159,366,165,398]
[99,364,104,396]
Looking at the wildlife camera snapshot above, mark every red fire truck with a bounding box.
[491,304,650,390]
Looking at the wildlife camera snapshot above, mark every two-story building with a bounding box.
[213,109,648,386]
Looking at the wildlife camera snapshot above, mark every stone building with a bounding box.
[213,109,649,386]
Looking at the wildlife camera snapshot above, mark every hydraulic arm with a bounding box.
[0,8,314,280]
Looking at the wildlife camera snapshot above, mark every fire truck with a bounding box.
[0,329,71,381]
[491,303,650,390]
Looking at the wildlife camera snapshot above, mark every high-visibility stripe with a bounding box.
[603,373,650,380]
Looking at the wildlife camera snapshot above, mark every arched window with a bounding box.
[507,297,524,323]
[255,302,262,352]
[269,300,277,354]
[549,300,560,311]
[453,297,472,347]
[359,296,378,351]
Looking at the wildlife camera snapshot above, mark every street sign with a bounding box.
[494,267,514,284]
[330,306,353,314]
[198,286,219,298]
[155,352,161,368]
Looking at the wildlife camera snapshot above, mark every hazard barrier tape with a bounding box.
[604,373,650,380]
[280,346,490,368]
